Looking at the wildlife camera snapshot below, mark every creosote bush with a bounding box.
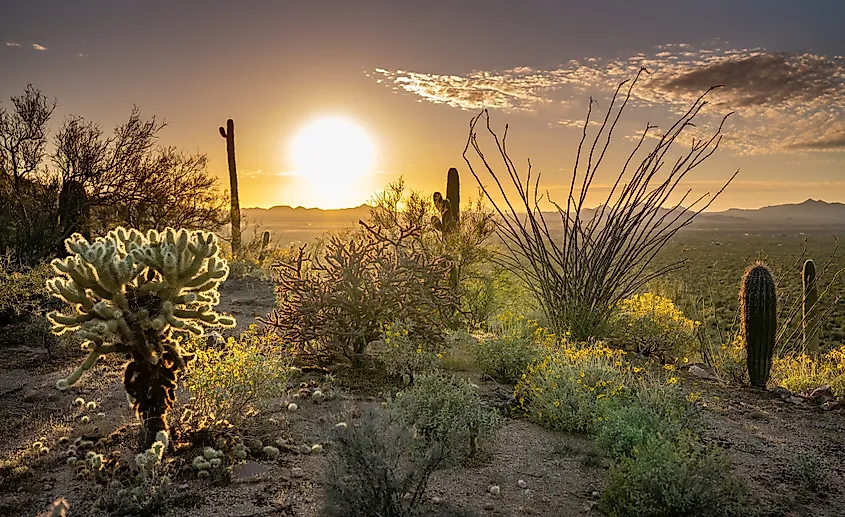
[377,320,446,382]
[46,227,235,449]
[391,373,500,460]
[180,325,295,433]
[472,311,544,384]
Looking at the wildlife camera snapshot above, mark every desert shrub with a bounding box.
[0,256,54,324]
[786,451,831,494]
[261,224,457,365]
[322,407,474,517]
[711,334,749,384]
[377,320,446,382]
[601,435,745,517]
[463,73,734,341]
[461,266,538,330]
[471,311,545,384]
[771,345,845,398]
[612,292,700,362]
[595,382,702,461]
[391,373,500,459]
[180,325,294,433]
[514,342,630,433]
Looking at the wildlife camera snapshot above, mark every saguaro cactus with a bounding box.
[802,259,820,354]
[446,167,460,225]
[219,119,242,256]
[258,230,271,262]
[740,263,777,388]
[46,227,235,448]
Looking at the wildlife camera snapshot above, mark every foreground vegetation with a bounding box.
[1,75,843,517]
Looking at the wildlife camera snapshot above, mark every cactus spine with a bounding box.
[740,263,777,388]
[219,119,242,256]
[802,259,820,354]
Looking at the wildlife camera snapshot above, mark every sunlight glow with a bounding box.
[289,117,377,208]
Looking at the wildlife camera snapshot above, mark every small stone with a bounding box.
[431,496,442,504]
[43,483,53,491]
[489,485,501,496]
[518,479,528,489]
[287,403,298,412]
[808,385,834,401]
[290,467,304,478]
[822,401,842,411]
[483,500,495,511]
[591,491,600,498]
[774,386,793,400]
[301,444,312,455]
[688,365,721,381]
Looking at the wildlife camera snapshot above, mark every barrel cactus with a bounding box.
[46,227,235,448]
[802,259,820,354]
[739,263,777,388]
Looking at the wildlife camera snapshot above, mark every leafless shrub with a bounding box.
[463,69,737,340]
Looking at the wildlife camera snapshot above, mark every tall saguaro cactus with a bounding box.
[219,119,242,256]
[446,167,460,225]
[46,227,235,448]
[740,263,777,388]
[802,259,820,354]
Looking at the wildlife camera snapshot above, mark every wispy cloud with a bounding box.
[5,41,21,47]
[31,43,48,51]
[374,45,845,155]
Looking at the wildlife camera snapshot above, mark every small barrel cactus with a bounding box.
[740,263,777,388]
[802,259,820,354]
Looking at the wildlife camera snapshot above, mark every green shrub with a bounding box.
[0,257,54,324]
[595,382,701,461]
[377,320,445,381]
[181,325,294,433]
[322,408,475,517]
[601,436,745,517]
[611,292,700,362]
[514,342,630,433]
[391,374,500,459]
[472,334,540,384]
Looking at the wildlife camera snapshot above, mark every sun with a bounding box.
[288,117,377,208]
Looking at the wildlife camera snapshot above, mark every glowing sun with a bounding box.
[289,117,377,208]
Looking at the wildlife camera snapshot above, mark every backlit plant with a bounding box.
[46,227,235,448]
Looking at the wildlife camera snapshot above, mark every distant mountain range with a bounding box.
[241,199,845,242]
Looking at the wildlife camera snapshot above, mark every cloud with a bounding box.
[374,45,845,155]
[5,41,21,47]
[31,43,48,51]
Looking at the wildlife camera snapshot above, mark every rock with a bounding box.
[483,500,495,511]
[688,365,722,382]
[290,467,304,478]
[774,387,793,401]
[431,496,442,504]
[822,401,842,411]
[489,485,501,496]
[788,396,806,405]
[43,483,53,491]
[808,386,835,402]
[590,491,600,498]
[518,479,528,489]
[231,462,269,483]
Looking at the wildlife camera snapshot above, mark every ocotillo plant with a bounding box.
[219,119,242,256]
[802,259,820,354]
[46,227,235,448]
[740,262,777,388]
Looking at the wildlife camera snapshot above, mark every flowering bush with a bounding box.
[180,325,294,432]
[514,342,630,433]
[377,320,446,381]
[771,345,845,398]
[712,334,749,384]
[612,293,700,362]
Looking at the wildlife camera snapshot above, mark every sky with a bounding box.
[1,0,844,211]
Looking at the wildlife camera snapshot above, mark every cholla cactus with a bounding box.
[46,227,236,448]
